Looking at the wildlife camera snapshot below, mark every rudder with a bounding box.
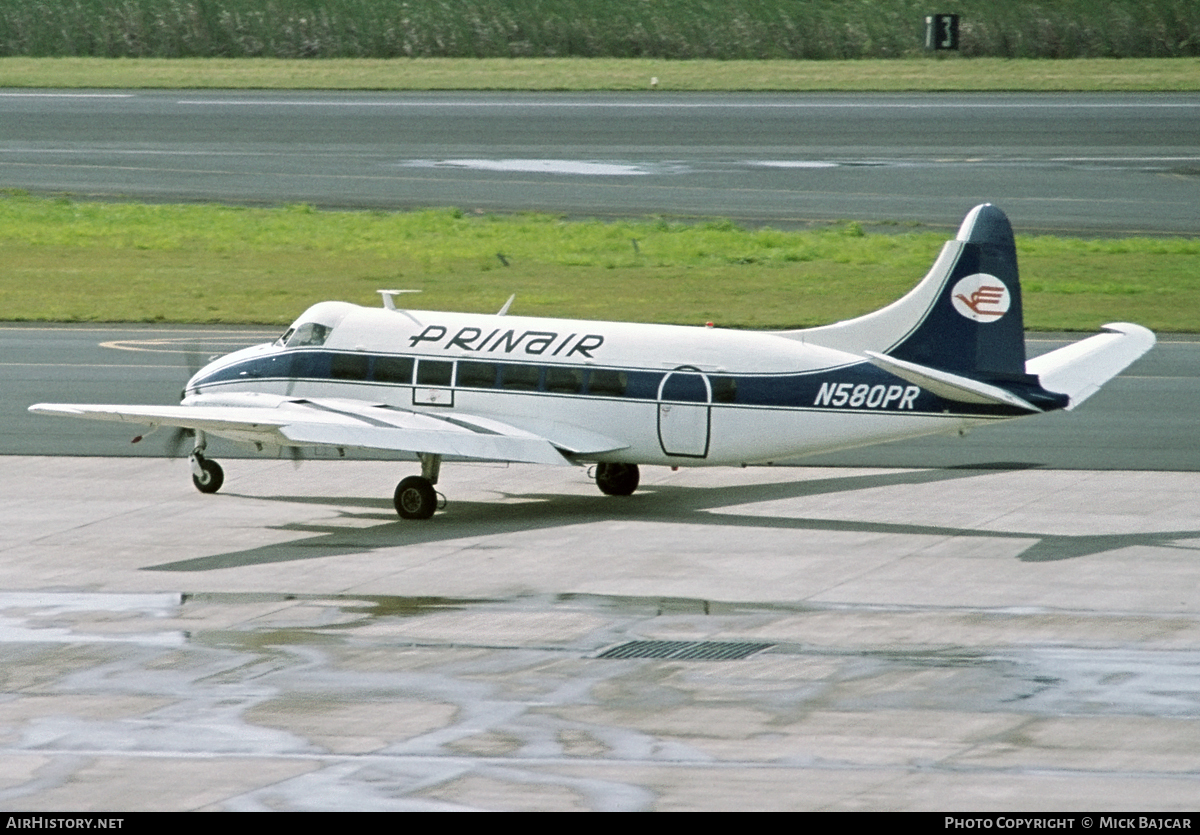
[885,204,1027,381]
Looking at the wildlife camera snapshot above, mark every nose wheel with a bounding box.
[190,452,224,494]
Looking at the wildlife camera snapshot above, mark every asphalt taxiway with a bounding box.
[4,91,1198,234]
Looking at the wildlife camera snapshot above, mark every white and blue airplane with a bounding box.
[32,204,1154,520]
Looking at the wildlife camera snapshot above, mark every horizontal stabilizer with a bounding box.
[865,352,1040,411]
[1025,323,1155,410]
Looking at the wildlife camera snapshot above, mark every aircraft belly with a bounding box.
[704,406,986,465]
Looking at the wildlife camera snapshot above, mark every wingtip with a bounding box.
[1101,322,1156,343]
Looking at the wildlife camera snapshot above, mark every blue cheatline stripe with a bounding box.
[192,350,1043,417]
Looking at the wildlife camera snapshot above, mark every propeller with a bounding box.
[129,346,205,456]
[182,347,204,396]
[139,336,308,466]
[165,426,195,458]
[160,347,205,457]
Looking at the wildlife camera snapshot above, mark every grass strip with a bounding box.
[1,56,1198,92]
[1,193,1196,332]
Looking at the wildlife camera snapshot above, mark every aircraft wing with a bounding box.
[28,395,627,466]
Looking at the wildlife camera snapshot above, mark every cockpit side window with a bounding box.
[274,328,295,347]
[286,322,333,348]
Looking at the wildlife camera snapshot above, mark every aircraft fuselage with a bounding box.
[187,304,1010,467]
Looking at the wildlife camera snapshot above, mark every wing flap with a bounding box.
[485,416,628,455]
[1025,322,1155,410]
[278,424,569,466]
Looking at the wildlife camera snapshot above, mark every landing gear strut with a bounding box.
[595,462,639,496]
[393,453,442,520]
[189,432,224,494]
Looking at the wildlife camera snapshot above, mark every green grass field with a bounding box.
[1,45,1195,331]
[2,193,1195,331]
[1,56,1197,91]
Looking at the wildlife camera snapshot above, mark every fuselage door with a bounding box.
[413,359,455,407]
[657,368,711,458]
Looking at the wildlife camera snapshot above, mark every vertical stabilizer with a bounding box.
[789,204,1028,382]
[886,203,1027,379]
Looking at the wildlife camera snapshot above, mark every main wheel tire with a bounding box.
[595,462,639,496]
[192,458,224,494]
[394,476,437,520]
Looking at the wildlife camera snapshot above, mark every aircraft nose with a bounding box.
[182,363,210,401]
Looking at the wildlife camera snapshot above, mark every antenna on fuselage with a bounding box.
[496,294,516,316]
[377,289,421,311]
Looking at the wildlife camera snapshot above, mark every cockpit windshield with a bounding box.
[284,322,333,348]
[273,302,355,350]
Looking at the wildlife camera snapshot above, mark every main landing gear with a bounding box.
[594,462,640,496]
[184,442,638,519]
[394,459,640,520]
[394,453,443,520]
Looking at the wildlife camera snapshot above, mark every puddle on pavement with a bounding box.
[1,590,1197,719]
[3,590,1199,809]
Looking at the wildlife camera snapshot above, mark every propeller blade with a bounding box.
[184,349,204,378]
[165,427,194,458]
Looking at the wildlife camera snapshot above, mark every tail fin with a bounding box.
[791,204,1027,378]
[886,203,1027,379]
[792,203,1153,412]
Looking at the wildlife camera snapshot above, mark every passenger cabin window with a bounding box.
[588,369,627,397]
[502,364,540,391]
[373,356,413,384]
[711,375,737,404]
[417,359,453,387]
[545,367,583,394]
[286,322,333,348]
[331,353,369,380]
[458,361,498,388]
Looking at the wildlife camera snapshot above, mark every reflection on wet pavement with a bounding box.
[2,591,1199,811]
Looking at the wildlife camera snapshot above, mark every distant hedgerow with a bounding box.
[0,0,1196,59]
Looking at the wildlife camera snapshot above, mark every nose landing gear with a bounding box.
[189,433,224,494]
